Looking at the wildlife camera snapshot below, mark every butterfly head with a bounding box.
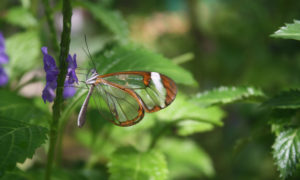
[85,68,98,85]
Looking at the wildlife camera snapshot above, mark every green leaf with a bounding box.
[0,118,47,174]
[263,89,300,109]
[273,128,300,179]
[176,120,214,136]
[0,90,48,126]
[191,86,265,107]
[155,93,225,126]
[271,20,300,41]
[5,7,37,28]
[77,1,129,38]
[59,89,87,128]
[108,147,168,180]
[94,44,197,86]
[6,30,41,79]
[158,138,214,179]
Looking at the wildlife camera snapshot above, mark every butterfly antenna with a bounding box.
[84,35,96,70]
[82,46,92,69]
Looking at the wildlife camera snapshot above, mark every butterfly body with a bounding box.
[78,70,177,127]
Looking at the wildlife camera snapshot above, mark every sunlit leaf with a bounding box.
[6,30,41,79]
[272,128,300,179]
[176,120,214,136]
[271,20,300,41]
[192,86,265,107]
[155,93,225,126]
[263,89,300,109]
[108,147,168,180]
[0,118,47,174]
[5,7,37,28]
[77,1,129,38]
[94,44,197,86]
[158,138,214,179]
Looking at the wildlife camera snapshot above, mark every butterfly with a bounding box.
[77,70,177,127]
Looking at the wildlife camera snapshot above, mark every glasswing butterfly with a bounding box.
[77,69,177,127]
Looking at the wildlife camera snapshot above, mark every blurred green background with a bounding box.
[1,0,300,179]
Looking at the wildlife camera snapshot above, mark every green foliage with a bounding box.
[158,138,214,179]
[0,90,48,125]
[271,20,300,41]
[273,128,300,179]
[108,147,168,180]
[0,118,47,174]
[77,1,129,38]
[155,94,224,126]
[263,89,300,109]
[4,7,37,28]
[94,44,197,86]
[177,120,214,136]
[6,30,41,79]
[191,86,265,107]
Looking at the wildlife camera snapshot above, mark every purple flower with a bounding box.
[63,81,76,98]
[41,47,78,103]
[42,82,56,103]
[66,54,78,84]
[0,32,9,87]
[0,32,9,64]
[0,66,8,86]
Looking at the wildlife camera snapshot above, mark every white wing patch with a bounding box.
[151,72,166,108]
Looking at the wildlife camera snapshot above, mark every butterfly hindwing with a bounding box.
[98,71,177,113]
[95,81,144,126]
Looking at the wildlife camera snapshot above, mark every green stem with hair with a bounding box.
[44,0,72,179]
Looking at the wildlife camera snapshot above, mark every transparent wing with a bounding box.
[94,82,145,126]
[99,71,177,112]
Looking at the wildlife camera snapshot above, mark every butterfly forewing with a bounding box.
[99,72,177,113]
[95,82,144,126]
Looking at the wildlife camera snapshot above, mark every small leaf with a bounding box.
[263,89,300,109]
[272,128,300,179]
[158,138,214,179]
[191,86,265,107]
[0,118,47,174]
[108,147,168,180]
[6,30,41,79]
[271,20,300,41]
[94,44,197,86]
[5,7,37,28]
[78,1,129,38]
[177,120,214,136]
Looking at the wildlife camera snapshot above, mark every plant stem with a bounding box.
[45,0,72,179]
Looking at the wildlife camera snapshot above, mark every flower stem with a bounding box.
[44,0,72,179]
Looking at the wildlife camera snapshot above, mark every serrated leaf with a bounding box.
[176,120,214,136]
[0,90,48,126]
[271,20,300,41]
[158,138,214,179]
[5,7,37,28]
[155,93,225,126]
[6,30,41,79]
[192,86,265,107]
[94,44,197,86]
[273,128,300,179]
[78,1,129,38]
[0,118,47,174]
[108,147,168,180]
[263,89,300,109]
